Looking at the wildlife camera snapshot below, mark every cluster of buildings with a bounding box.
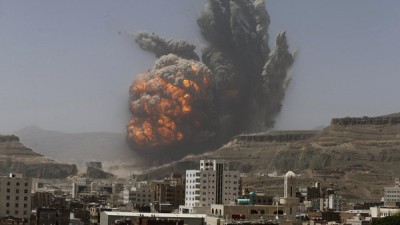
[1,160,400,225]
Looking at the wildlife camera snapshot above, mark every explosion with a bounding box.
[127,54,214,150]
[127,0,295,159]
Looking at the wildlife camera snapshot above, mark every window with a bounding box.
[16,189,19,193]
[6,188,10,193]
[6,203,10,207]
[7,196,10,200]
[25,183,28,186]
[24,189,28,194]
[24,197,28,201]
[15,211,19,215]
[16,182,19,186]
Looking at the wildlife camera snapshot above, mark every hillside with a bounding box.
[16,126,139,169]
[137,113,400,199]
[0,135,77,178]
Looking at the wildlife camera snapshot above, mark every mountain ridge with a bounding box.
[15,126,139,168]
[136,112,400,199]
[0,134,77,178]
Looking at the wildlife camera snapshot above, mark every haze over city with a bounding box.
[1,0,399,134]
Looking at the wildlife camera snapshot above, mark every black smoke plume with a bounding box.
[128,0,295,162]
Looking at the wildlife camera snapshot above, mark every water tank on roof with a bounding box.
[237,199,251,205]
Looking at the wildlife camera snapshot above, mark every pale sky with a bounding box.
[1,0,399,134]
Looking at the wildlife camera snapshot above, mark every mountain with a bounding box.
[137,113,400,199]
[0,135,77,178]
[15,126,139,169]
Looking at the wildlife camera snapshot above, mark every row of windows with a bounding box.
[187,179,200,183]
[385,190,400,193]
[186,173,200,177]
[5,203,28,208]
[386,196,400,198]
[4,210,28,216]
[5,196,28,201]
[202,198,234,201]
[130,194,152,197]
[1,189,29,194]
[0,181,29,186]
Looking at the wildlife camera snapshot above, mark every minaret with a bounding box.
[281,171,299,221]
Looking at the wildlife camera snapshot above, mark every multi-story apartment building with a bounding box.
[326,194,343,211]
[122,181,154,208]
[32,192,54,209]
[0,173,32,223]
[384,178,400,206]
[180,159,240,213]
[152,173,185,208]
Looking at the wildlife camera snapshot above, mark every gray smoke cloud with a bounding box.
[197,0,294,137]
[135,32,199,60]
[128,0,295,160]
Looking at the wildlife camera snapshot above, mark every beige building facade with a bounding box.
[0,174,32,223]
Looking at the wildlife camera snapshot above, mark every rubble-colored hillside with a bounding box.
[138,113,400,199]
[0,135,77,178]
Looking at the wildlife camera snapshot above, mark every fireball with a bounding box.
[127,54,214,149]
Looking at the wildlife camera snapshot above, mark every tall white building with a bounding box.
[181,160,240,213]
[0,173,32,223]
[384,178,400,206]
[326,194,342,211]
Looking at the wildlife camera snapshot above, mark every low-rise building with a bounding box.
[370,206,400,218]
[99,211,205,225]
[36,208,70,225]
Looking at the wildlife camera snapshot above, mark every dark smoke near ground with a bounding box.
[127,0,295,163]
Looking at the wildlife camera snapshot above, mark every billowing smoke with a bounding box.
[127,54,217,159]
[135,32,199,60]
[127,0,295,161]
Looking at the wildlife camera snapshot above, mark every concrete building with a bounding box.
[152,173,185,209]
[180,160,240,213]
[32,192,54,210]
[384,179,400,206]
[326,194,343,211]
[36,208,70,225]
[89,204,112,225]
[0,173,32,224]
[370,206,400,218]
[208,204,284,224]
[99,211,205,225]
[345,213,371,225]
[122,181,154,209]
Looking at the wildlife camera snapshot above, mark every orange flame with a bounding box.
[127,55,212,148]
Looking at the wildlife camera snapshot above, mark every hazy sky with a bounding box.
[1,1,399,134]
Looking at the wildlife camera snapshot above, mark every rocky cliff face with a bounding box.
[331,116,400,126]
[0,134,77,178]
[138,112,400,199]
[234,130,319,142]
